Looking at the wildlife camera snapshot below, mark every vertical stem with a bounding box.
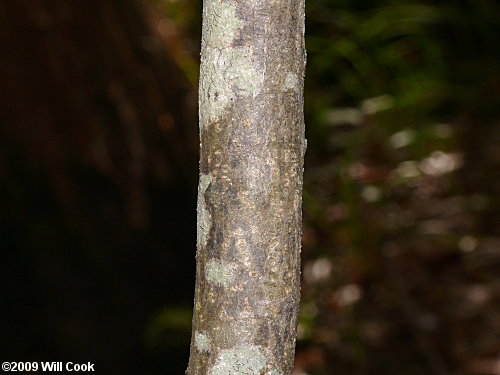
[187,0,306,372]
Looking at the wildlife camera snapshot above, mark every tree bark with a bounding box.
[186,0,306,373]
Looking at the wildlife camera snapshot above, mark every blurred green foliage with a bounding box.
[299,0,499,374]
[146,307,192,350]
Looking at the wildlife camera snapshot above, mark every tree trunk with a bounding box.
[186,0,306,373]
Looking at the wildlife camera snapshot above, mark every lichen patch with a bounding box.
[195,331,211,353]
[203,0,243,50]
[283,71,299,92]
[211,345,267,375]
[205,259,233,287]
[199,0,264,126]
[197,173,212,249]
[200,46,264,126]
[267,368,284,375]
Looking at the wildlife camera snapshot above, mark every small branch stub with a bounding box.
[187,0,306,373]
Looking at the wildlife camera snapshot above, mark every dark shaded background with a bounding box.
[0,0,498,374]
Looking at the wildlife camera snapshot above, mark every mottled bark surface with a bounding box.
[186,0,306,373]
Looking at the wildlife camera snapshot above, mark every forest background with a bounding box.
[0,0,498,374]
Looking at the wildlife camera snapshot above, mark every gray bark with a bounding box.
[186,0,306,372]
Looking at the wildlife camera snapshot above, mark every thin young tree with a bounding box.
[186,0,306,372]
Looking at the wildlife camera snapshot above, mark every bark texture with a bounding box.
[187,0,306,373]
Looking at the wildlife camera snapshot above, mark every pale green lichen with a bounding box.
[283,71,299,92]
[211,345,267,375]
[205,259,233,287]
[199,0,264,125]
[195,331,211,353]
[200,46,264,125]
[202,0,243,50]
[267,368,284,375]
[197,173,212,249]
[224,47,263,97]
